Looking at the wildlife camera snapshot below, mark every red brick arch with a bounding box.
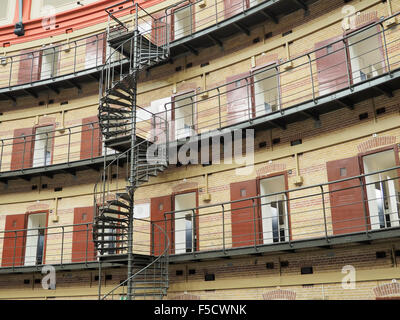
[373,282,400,299]
[263,289,296,300]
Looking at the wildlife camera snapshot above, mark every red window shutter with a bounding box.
[85,33,106,68]
[230,179,260,248]
[80,116,102,159]
[326,157,368,235]
[1,214,26,267]
[17,50,42,85]
[226,72,251,126]
[151,195,172,255]
[315,36,348,95]
[224,0,249,19]
[71,207,96,262]
[10,127,34,170]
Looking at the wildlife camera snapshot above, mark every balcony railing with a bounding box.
[162,166,400,255]
[0,165,399,270]
[0,218,161,270]
[0,108,158,174]
[156,12,400,139]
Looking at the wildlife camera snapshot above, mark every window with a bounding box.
[40,48,59,79]
[173,4,192,40]
[173,92,195,140]
[347,26,385,85]
[174,192,196,254]
[252,66,280,117]
[33,126,53,167]
[25,213,47,266]
[362,149,400,230]
[259,175,288,244]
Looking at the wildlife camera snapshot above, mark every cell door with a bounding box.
[326,156,367,235]
[230,179,260,247]
[224,0,249,19]
[151,195,172,255]
[226,72,251,126]
[315,36,349,96]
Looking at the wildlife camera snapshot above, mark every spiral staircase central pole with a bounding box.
[127,1,139,301]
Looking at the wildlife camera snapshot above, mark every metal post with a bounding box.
[67,128,71,163]
[359,177,370,236]
[127,2,139,301]
[90,123,94,159]
[217,87,222,129]
[85,223,89,267]
[61,226,64,266]
[320,185,329,242]
[307,54,316,104]
[379,22,391,76]
[73,41,77,74]
[252,198,257,250]
[44,132,49,166]
[22,136,26,170]
[0,139,4,172]
[12,231,17,270]
[342,39,353,91]
[9,57,13,88]
[222,204,225,254]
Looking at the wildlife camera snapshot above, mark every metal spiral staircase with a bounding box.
[92,1,171,300]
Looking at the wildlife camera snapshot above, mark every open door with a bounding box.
[326,156,368,235]
[1,214,26,267]
[10,127,34,170]
[151,195,172,255]
[230,179,260,247]
[72,207,95,262]
[226,72,251,126]
[315,36,349,96]
[224,0,249,19]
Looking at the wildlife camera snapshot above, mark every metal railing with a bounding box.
[0,217,166,270]
[0,31,107,90]
[101,220,170,300]
[163,165,400,254]
[156,12,400,139]
[0,106,165,174]
[0,165,399,269]
[0,0,269,90]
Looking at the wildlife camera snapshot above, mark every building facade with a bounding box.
[0,0,399,300]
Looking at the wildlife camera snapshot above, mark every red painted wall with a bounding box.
[0,0,166,47]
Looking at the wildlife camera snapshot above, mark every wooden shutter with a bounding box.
[80,116,102,159]
[326,157,368,235]
[1,214,26,267]
[226,72,251,126]
[17,50,42,85]
[151,195,172,255]
[315,36,349,95]
[224,0,249,19]
[10,127,34,170]
[71,207,96,262]
[230,179,261,248]
[85,33,106,68]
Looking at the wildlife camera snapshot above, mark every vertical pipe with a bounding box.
[67,128,71,163]
[0,140,4,172]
